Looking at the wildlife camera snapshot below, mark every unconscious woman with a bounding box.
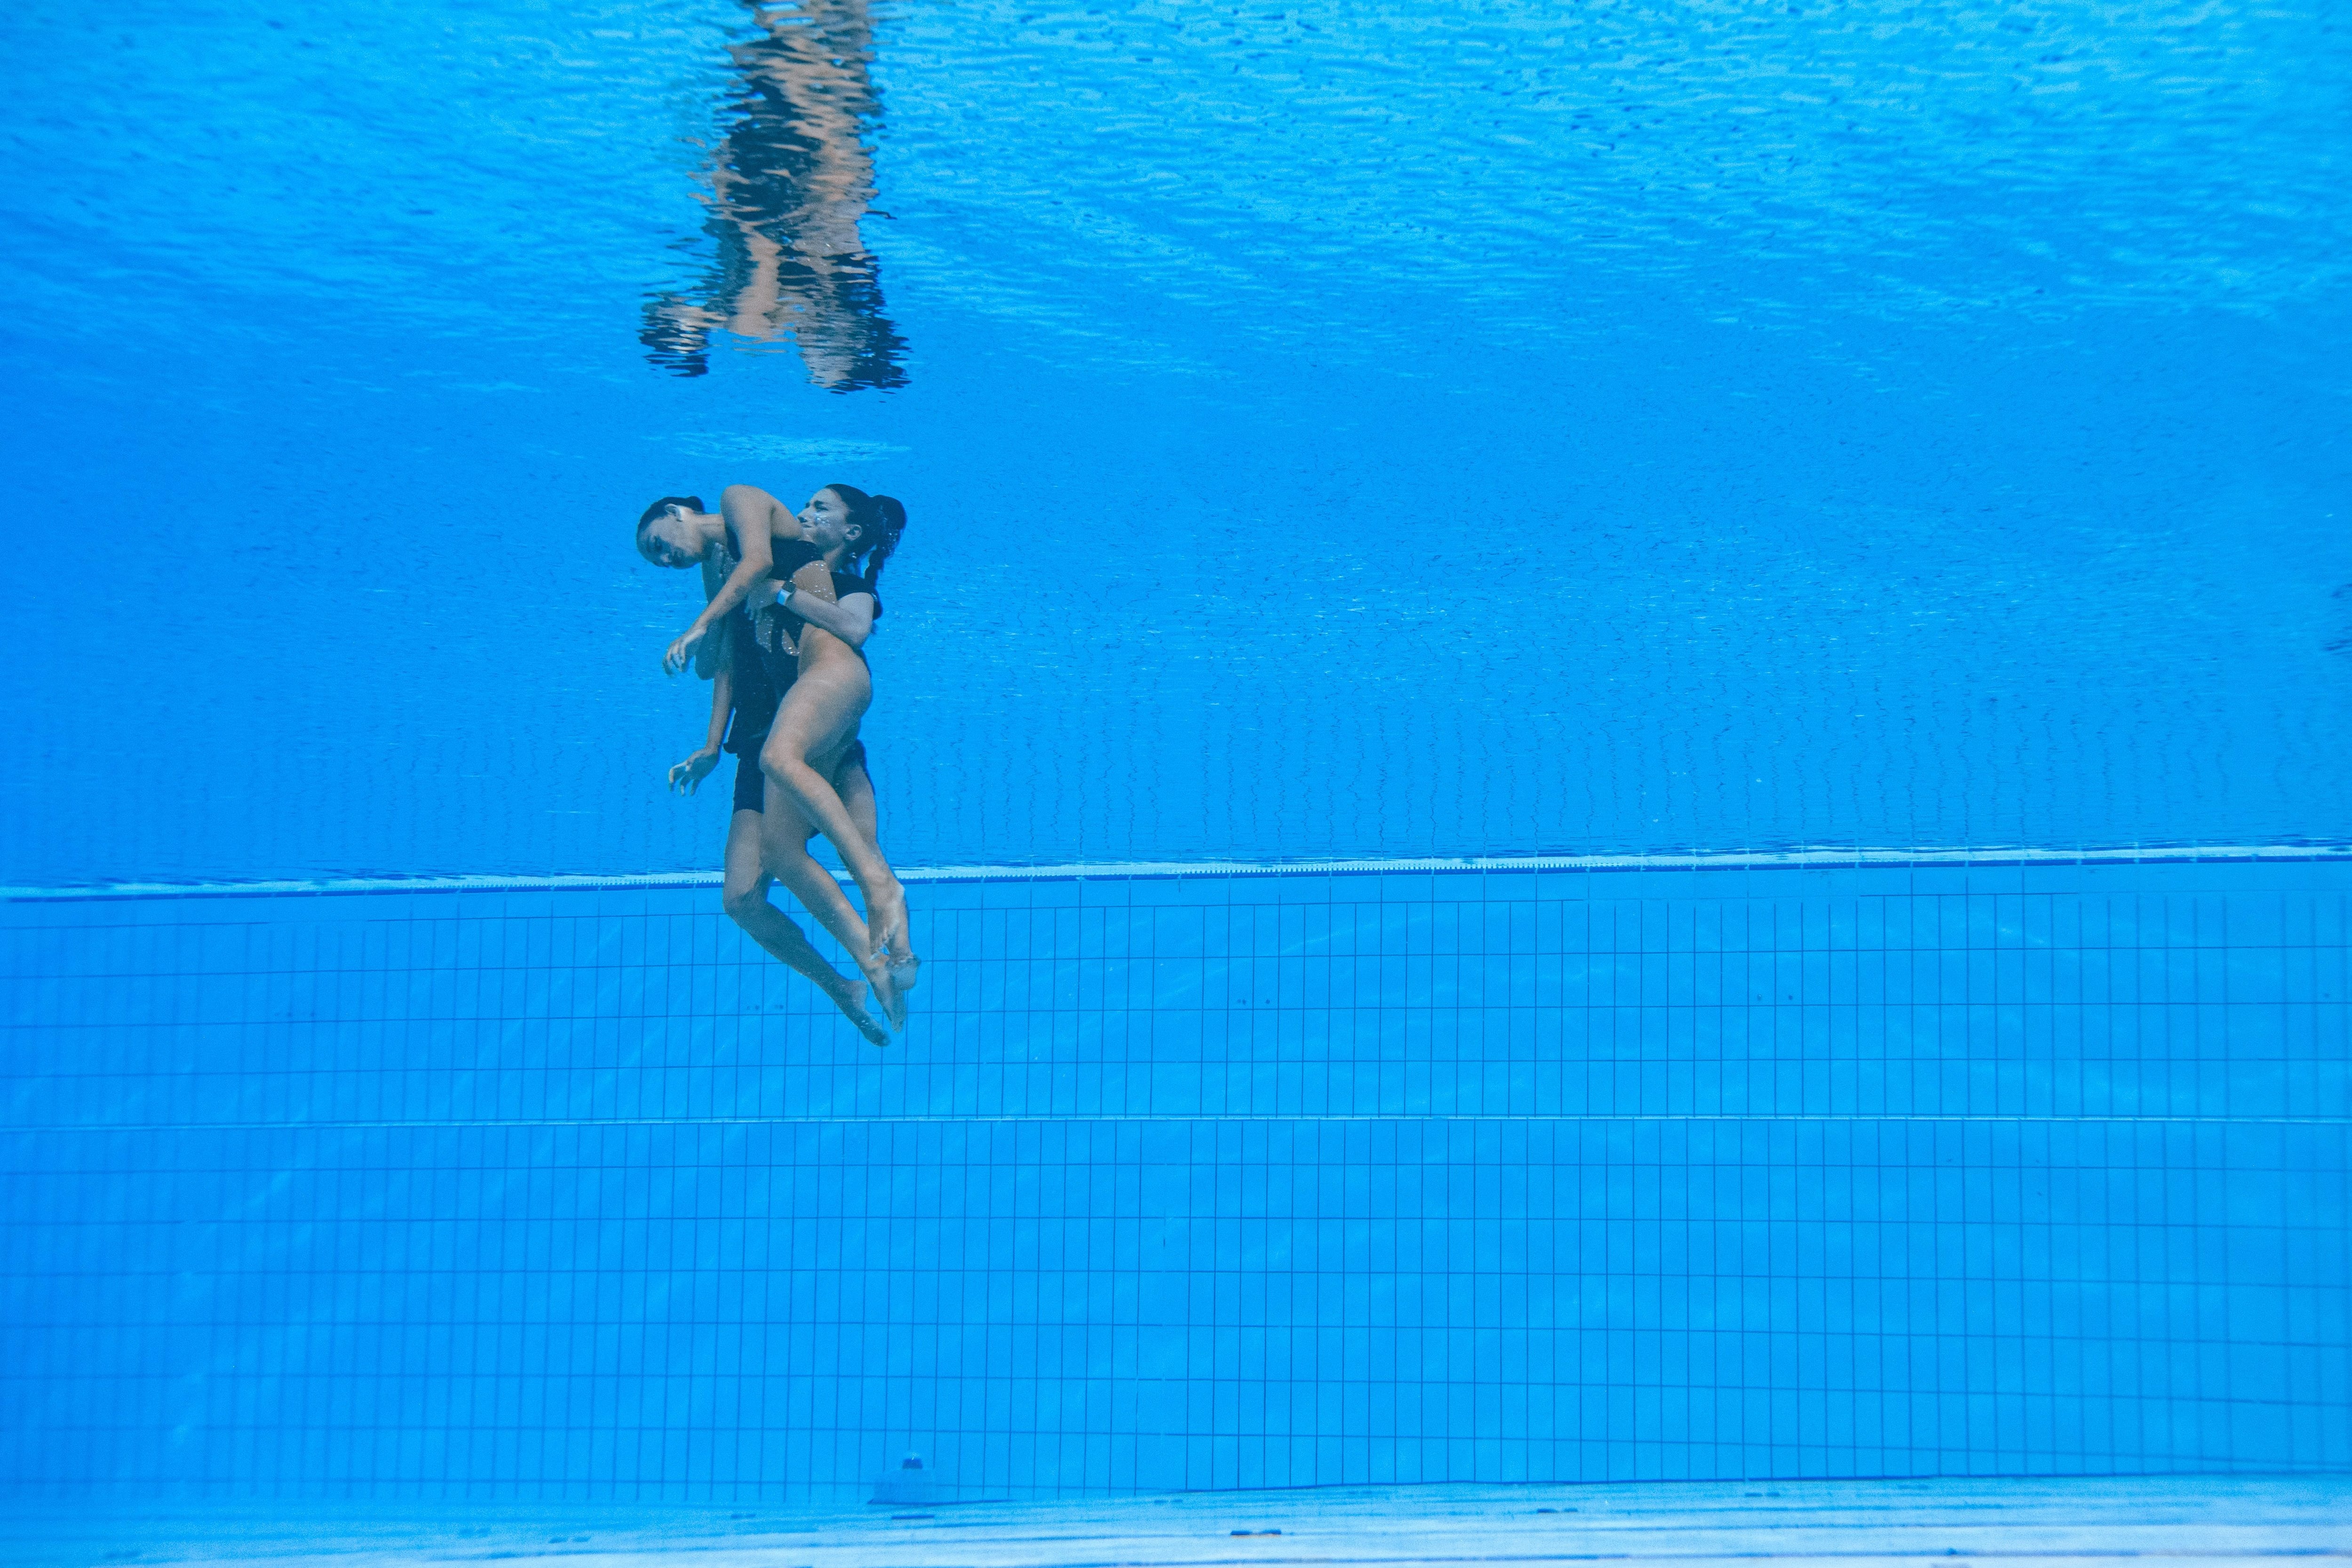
[637,490,890,1045]
[759,484,921,1028]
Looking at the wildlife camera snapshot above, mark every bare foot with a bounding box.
[865,883,911,967]
[858,947,907,1032]
[865,888,919,1003]
[824,977,889,1047]
[842,1000,890,1046]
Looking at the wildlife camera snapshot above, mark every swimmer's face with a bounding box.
[638,504,700,569]
[798,488,865,557]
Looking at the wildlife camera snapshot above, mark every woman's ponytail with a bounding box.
[862,494,907,587]
[823,483,908,587]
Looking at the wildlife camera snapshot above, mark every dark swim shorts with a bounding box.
[731,752,765,814]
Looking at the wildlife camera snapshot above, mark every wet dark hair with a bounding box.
[821,484,908,587]
[635,494,705,542]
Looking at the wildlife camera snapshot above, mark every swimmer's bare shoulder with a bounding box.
[719,483,795,547]
[791,557,838,600]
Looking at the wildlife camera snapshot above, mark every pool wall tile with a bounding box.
[2,861,2347,1501]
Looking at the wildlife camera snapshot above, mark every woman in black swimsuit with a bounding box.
[759,485,921,1029]
[639,491,890,1045]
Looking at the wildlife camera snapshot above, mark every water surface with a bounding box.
[0,0,2344,883]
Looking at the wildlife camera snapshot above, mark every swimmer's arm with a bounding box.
[668,664,733,794]
[663,485,779,674]
[780,573,876,650]
[691,565,731,680]
[702,664,734,754]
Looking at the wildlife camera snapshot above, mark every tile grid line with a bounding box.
[3,1113,2344,1132]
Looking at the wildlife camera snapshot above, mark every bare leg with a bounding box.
[771,749,910,1024]
[762,670,915,1025]
[721,809,847,988]
[836,740,878,846]
[722,810,885,1046]
[742,734,898,1034]
[758,774,877,961]
[837,743,919,995]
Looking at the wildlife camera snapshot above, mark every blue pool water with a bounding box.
[1,0,2348,882]
[2,0,2348,1507]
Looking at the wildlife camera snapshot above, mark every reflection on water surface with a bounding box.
[641,0,906,390]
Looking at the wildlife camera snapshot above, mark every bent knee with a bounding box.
[721,884,766,923]
[758,738,805,779]
[764,756,822,789]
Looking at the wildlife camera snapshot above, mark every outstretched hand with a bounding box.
[668,747,721,795]
[663,624,707,676]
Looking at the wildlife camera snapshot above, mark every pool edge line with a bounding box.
[7,842,2351,903]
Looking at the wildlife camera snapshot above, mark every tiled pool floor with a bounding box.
[7,1477,2346,1568]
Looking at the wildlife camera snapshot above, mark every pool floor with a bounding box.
[7,1476,2347,1568]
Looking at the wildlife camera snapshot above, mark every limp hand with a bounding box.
[663,623,707,676]
[668,748,720,795]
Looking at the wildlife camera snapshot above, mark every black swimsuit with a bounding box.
[713,526,794,813]
[760,554,883,689]
[786,569,882,643]
[726,617,780,813]
[719,541,883,812]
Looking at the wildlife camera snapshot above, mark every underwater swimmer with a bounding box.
[638,493,890,1046]
[654,482,814,676]
[758,485,922,1029]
